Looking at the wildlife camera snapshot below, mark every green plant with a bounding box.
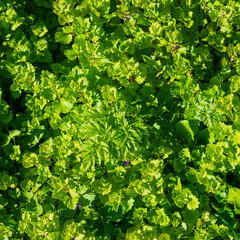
[0,0,240,239]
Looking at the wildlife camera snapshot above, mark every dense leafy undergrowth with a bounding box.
[1,0,240,239]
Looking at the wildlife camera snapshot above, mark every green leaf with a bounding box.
[158,233,171,240]
[83,192,96,202]
[35,204,43,215]
[148,208,170,226]
[196,128,210,145]
[1,130,21,147]
[30,20,48,37]
[209,10,219,22]
[182,209,200,225]
[121,197,134,212]
[78,185,89,195]
[93,179,112,195]
[227,187,240,208]
[175,120,195,144]
[55,29,73,44]
[60,98,74,113]
[101,205,124,222]
[230,75,240,93]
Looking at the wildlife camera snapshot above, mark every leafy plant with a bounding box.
[0,0,240,239]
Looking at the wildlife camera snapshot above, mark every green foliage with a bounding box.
[0,0,240,239]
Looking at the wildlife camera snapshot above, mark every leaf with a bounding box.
[182,209,200,225]
[148,208,170,226]
[187,195,200,210]
[9,130,21,139]
[173,158,185,172]
[209,10,219,22]
[93,179,112,195]
[175,120,195,144]
[158,234,171,240]
[142,83,155,97]
[60,98,73,113]
[30,20,48,37]
[28,126,45,148]
[196,128,209,145]
[227,187,240,208]
[55,29,73,44]
[1,130,21,147]
[121,197,134,212]
[78,185,88,195]
[83,192,96,202]
[35,204,43,215]
[101,205,124,222]
[230,75,240,93]
[66,196,79,210]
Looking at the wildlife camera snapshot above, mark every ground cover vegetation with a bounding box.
[0,0,240,239]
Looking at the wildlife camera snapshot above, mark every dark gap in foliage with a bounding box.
[4,92,27,116]
[226,170,240,188]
